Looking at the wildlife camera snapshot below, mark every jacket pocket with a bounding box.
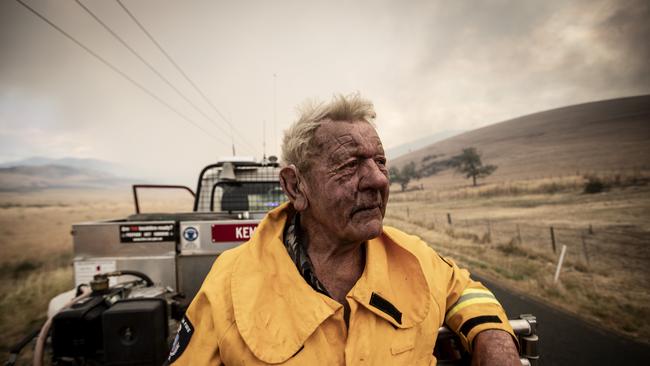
[390,328,416,355]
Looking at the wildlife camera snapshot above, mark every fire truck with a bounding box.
[7,157,538,366]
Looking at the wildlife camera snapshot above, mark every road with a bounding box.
[476,275,650,365]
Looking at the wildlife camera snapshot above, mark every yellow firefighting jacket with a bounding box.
[169,203,515,365]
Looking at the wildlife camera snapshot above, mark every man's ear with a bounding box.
[280,164,308,211]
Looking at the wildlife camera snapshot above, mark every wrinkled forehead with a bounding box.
[314,120,384,160]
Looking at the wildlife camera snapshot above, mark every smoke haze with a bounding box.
[1,0,648,184]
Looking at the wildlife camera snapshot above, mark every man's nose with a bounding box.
[359,159,389,190]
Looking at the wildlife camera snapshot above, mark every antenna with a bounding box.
[230,113,236,155]
[273,73,277,156]
[263,119,267,159]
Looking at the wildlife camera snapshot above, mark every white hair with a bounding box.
[281,93,376,171]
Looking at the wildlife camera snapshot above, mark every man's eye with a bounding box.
[375,158,387,166]
[342,160,359,169]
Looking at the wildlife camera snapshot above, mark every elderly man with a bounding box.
[168,94,520,365]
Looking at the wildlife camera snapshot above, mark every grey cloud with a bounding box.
[593,0,650,89]
[381,0,650,141]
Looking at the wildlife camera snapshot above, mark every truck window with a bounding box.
[213,182,285,212]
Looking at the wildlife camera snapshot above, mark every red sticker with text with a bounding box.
[211,223,258,243]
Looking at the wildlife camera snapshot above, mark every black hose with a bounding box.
[76,283,89,296]
[4,328,40,366]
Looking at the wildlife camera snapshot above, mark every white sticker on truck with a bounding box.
[74,260,117,287]
[181,225,200,250]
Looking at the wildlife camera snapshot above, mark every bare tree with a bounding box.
[453,147,497,186]
[389,162,420,191]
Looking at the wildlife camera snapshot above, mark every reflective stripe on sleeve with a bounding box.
[445,289,500,322]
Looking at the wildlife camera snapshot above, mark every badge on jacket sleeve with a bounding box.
[168,315,194,363]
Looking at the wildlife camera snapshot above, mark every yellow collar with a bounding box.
[230,203,431,363]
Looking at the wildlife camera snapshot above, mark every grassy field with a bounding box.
[0,188,193,364]
[386,172,650,343]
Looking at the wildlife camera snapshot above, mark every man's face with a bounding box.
[301,120,389,245]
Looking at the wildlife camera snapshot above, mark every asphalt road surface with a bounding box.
[475,275,650,365]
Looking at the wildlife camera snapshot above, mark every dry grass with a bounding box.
[0,267,73,345]
[391,171,650,202]
[386,173,650,343]
[0,188,192,363]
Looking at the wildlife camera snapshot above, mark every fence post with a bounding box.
[581,233,590,266]
[406,207,410,218]
[447,213,452,225]
[588,224,594,235]
[550,226,557,254]
[516,224,522,244]
[554,245,567,283]
[487,220,492,237]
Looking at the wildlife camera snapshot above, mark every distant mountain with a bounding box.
[392,95,650,183]
[0,158,136,192]
[0,157,124,176]
[385,130,463,159]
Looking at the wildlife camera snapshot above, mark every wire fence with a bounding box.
[386,208,650,278]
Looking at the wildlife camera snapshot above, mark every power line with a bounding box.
[74,0,233,148]
[115,0,261,156]
[14,0,224,144]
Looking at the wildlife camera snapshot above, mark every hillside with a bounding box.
[392,95,650,186]
[385,129,463,159]
[0,157,127,176]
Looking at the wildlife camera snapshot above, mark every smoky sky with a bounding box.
[0,0,648,184]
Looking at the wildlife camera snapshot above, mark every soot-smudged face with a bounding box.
[302,120,389,245]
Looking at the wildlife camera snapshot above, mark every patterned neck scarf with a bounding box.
[283,213,331,297]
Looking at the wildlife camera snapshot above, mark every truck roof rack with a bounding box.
[214,156,280,167]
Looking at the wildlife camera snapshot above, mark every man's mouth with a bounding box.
[352,204,381,216]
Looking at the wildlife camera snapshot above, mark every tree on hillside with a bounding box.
[452,147,497,186]
[389,162,420,191]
